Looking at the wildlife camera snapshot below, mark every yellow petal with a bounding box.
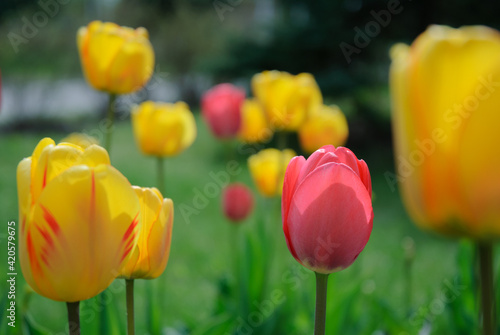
[248,148,296,197]
[239,99,272,143]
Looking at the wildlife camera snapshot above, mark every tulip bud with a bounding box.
[201,83,246,139]
[77,21,154,94]
[131,101,197,157]
[222,183,254,223]
[282,145,373,274]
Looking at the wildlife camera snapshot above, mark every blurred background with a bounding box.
[1,0,500,334]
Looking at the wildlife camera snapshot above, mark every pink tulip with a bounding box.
[222,183,254,223]
[282,145,373,274]
[201,83,246,138]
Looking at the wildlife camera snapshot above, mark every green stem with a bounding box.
[126,279,135,335]
[104,93,117,154]
[276,131,287,151]
[314,272,329,335]
[157,156,165,195]
[478,243,495,335]
[66,301,81,335]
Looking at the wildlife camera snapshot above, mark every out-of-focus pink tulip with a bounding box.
[282,145,373,274]
[201,83,246,138]
[222,183,254,223]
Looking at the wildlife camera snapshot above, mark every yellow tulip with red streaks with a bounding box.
[17,138,141,302]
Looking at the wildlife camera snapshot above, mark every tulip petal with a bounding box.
[282,155,305,225]
[26,164,140,302]
[409,25,500,225]
[147,198,173,279]
[286,162,373,274]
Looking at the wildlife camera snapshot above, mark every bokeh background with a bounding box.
[1,0,500,334]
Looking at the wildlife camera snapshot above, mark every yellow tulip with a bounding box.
[251,71,322,131]
[248,148,296,197]
[238,99,272,143]
[299,105,348,153]
[77,20,154,94]
[132,101,197,157]
[390,25,500,239]
[120,187,173,279]
[17,138,141,302]
[61,133,99,149]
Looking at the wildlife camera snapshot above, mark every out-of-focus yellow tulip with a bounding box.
[251,71,322,131]
[120,187,173,279]
[239,99,272,143]
[299,105,348,153]
[248,148,296,197]
[132,101,197,157]
[77,20,154,94]
[17,138,140,302]
[61,133,99,149]
[390,25,500,240]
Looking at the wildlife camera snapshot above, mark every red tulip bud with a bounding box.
[222,183,254,223]
[282,145,373,274]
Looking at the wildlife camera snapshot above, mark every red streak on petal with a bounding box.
[42,163,48,189]
[121,245,134,262]
[36,226,53,249]
[122,213,139,243]
[27,230,42,277]
[40,205,60,235]
[40,253,50,268]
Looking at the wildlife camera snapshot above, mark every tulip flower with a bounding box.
[222,183,254,223]
[239,99,272,143]
[77,20,154,95]
[61,133,100,149]
[132,101,196,157]
[77,20,155,153]
[390,25,500,335]
[251,71,322,131]
[120,187,173,279]
[248,148,296,197]
[281,145,373,334]
[201,83,246,138]
[298,105,348,153]
[119,186,173,335]
[17,138,141,333]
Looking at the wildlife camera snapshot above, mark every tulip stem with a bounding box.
[125,279,135,335]
[66,301,80,335]
[314,272,329,335]
[478,242,495,335]
[105,93,117,154]
[157,156,165,195]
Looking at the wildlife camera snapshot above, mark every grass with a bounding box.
[0,115,498,334]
